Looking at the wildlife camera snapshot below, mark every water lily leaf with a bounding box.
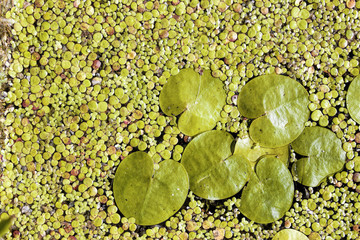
[0,216,15,237]
[181,130,251,200]
[234,135,289,170]
[239,157,294,224]
[346,75,360,124]
[238,75,309,148]
[272,229,309,240]
[113,152,189,225]
[291,126,346,187]
[159,68,226,136]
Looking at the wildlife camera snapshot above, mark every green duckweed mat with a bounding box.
[1,0,360,239]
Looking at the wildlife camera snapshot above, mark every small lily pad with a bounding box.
[291,126,346,187]
[238,74,309,148]
[234,135,289,169]
[181,130,251,200]
[239,157,294,224]
[113,152,189,225]
[272,229,309,240]
[159,68,226,136]
[346,75,360,124]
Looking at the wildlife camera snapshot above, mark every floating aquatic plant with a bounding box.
[3,0,360,238]
[181,130,294,223]
[234,134,289,170]
[346,75,360,124]
[272,229,308,240]
[113,152,189,225]
[291,126,346,187]
[159,68,226,136]
[0,216,14,237]
[237,74,310,148]
[113,73,348,226]
[181,130,251,200]
[239,156,294,224]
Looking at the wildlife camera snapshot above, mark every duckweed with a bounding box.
[1,0,360,239]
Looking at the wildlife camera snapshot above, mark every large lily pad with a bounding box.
[291,126,346,187]
[346,75,360,124]
[272,229,308,240]
[181,130,251,200]
[159,68,226,136]
[238,75,310,148]
[239,157,294,224]
[234,135,289,170]
[113,152,189,225]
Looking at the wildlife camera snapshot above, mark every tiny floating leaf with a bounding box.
[181,130,251,200]
[159,68,226,136]
[113,152,189,225]
[239,157,294,224]
[291,126,346,187]
[346,75,360,124]
[238,74,310,148]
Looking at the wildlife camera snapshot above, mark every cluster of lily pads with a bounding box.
[113,69,353,226]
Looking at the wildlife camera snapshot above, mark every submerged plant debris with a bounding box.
[1,0,360,239]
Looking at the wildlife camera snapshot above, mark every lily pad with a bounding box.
[113,152,189,225]
[237,74,310,148]
[234,135,289,170]
[291,126,346,187]
[181,130,251,200]
[159,68,226,136]
[239,157,294,224]
[346,75,360,124]
[272,229,309,240]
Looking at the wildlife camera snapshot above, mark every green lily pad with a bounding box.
[159,68,226,136]
[291,126,346,187]
[0,216,15,237]
[272,229,309,240]
[113,152,189,225]
[346,75,360,124]
[238,74,310,148]
[239,157,294,224]
[234,135,289,170]
[181,130,251,200]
